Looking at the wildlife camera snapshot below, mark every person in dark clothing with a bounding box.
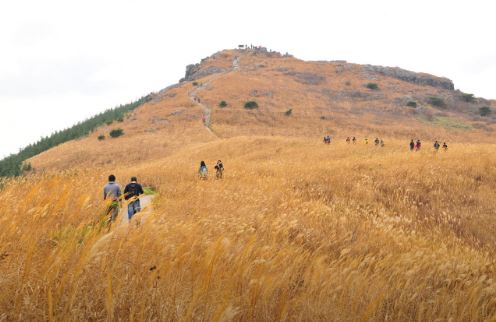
[124,177,144,220]
[214,160,224,179]
[409,139,415,151]
[434,140,440,151]
[352,137,356,144]
[443,142,448,151]
[103,174,121,223]
[374,138,380,146]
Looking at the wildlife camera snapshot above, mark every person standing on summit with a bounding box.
[124,177,144,220]
[103,175,122,223]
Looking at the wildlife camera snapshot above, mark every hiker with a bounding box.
[434,140,440,151]
[346,137,351,144]
[198,161,208,179]
[380,139,385,147]
[103,175,122,223]
[410,139,415,151]
[374,138,380,146]
[214,160,224,179]
[352,136,356,144]
[443,142,448,151]
[365,138,369,145]
[124,177,144,220]
[415,139,422,151]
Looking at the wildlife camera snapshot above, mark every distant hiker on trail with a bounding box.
[380,139,385,147]
[352,136,356,144]
[103,175,122,223]
[346,137,351,144]
[410,139,415,151]
[124,177,144,220]
[199,161,208,180]
[374,138,380,146]
[323,136,331,144]
[214,160,224,179]
[434,141,440,151]
[365,138,369,145]
[443,142,448,151]
[415,139,422,151]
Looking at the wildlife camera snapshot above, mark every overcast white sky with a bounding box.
[0,0,495,158]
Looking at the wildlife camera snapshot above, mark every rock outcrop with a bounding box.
[363,65,454,90]
[180,64,227,82]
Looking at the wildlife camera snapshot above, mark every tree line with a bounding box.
[0,94,153,177]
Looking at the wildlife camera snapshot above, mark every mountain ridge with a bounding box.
[2,47,494,174]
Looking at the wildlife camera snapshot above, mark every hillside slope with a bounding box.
[29,48,495,171]
[2,48,496,320]
[2,137,496,320]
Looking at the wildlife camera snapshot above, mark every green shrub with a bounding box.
[97,134,105,141]
[192,82,199,86]
[406,101,417,108]
[244,101,259,109]
[462,93,475,102]
[219,101,227,108]
[427,96,446,108]
[21,162,32,172]
[109,128,124,138]
[117,117,124,122]
[479,106,492,116]
[366,83,379,90]
[285,108,293,116]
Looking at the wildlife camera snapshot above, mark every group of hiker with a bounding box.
[409,139,448,151]
[103,175,144,224]
[324,135,449,151]
[199,160,224,180]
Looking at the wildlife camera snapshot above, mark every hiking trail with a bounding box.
[188,81,219,138]
[89,194,155,260]
[188,57,240,138]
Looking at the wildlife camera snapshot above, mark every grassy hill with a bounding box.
[25,48,495,171]
[1,48,496,320]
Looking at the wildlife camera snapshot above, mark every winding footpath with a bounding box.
[89,195,155,260]
[187,56,241,138]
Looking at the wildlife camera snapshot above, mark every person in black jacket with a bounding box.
[124,177,144,220]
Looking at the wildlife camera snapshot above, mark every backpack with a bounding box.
[125,183,139,200]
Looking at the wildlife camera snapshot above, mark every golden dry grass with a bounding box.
[29,49,495,171]
[2,137,496,321]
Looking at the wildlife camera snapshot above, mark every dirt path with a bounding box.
[188,82,219,138]
[89,195,155,259]
[188,56,240,138]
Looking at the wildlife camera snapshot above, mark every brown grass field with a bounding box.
[2,137,496,321]
[2,49,496,321]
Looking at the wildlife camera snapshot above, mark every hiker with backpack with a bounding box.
[374,138,380,146]
[214,160,224,179]
[443,142,448,151]
[103,174,122,223]
[199,161,208,180]
[124,177,144,220]
[410,139,415,151]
